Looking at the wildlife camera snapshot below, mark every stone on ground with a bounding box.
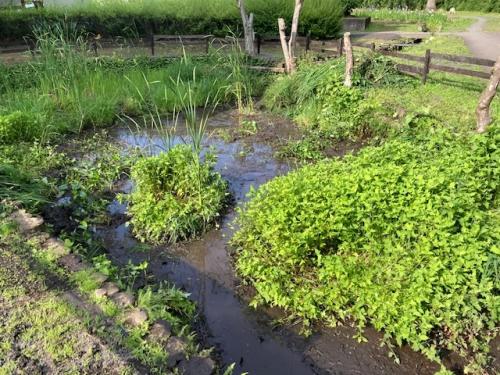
[180,356,216,375]
[123,308,148,327]
[9,209,44,233]
[58,253,88,272]
[147,319,172,343]
[101,282,120,297]
[165,336,188,368]
[112,291,135,308]
[43,237,69,257]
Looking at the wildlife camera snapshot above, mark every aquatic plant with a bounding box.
[128,144,228,244]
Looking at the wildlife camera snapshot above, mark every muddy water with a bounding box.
[99,112,438,375]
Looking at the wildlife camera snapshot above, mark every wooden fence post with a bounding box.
[477,56,500,133]
[91,40,98,57]
[370,42,376,52]
[256,34,262,55]
[205,37,210,55]
[305,32,311,52]
[344,32,353,87]
[422,49,431,84]
[150,34,155,56]
[337,37,344,57]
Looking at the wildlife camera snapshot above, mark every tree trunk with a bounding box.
[426,0,437,11]
[278,0,304,74]
[476,56,500,133]
[278,18,292,73]
[237,0,256,56]
[344,32,353,87]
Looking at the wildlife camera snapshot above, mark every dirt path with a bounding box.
[459,17,500,60]
[352,17,500,61]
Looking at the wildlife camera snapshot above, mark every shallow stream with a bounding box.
[97,111,438,375]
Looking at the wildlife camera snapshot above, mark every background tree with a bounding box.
[426,0,437,11]
[237,0,256,56]
[278,0,304,74]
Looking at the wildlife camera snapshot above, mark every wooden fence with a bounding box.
[2,34,496,83]
[321,39,496,82]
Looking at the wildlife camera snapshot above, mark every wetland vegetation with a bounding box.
[0,1,499,374]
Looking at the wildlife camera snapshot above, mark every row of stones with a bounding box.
[9,209,215,375]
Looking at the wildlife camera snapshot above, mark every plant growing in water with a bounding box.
[127,144,228,244]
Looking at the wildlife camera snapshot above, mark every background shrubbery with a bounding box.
[127,145,228,244]
[233,126,500,372]
[353,0,500,12]
[0,0,344,41]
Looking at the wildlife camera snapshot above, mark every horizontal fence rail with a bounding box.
[1,34,496,83]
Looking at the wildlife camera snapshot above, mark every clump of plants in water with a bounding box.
[127,145,228,244]
[232,125,500,373]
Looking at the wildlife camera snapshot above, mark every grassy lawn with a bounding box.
[0,225,135,374]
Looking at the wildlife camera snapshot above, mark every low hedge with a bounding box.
[233,126,500,372]
[0,0,344,41]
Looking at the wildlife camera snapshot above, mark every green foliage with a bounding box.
[128,145,228,244]
[265,59,384,142]
[353,8,452,31]
[0,164,49,210]
[0,0,343,40]
[356,0,500,12]
[233,126,500,371]
[0,111,44,144]
[137,282,196,330]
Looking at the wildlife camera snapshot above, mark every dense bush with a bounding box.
[127,145,228,244]
[264,57,405,141]
[233,126,499,372]
[0,0,343,41]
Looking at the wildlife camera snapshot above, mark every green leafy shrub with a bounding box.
[0,0,343,40]
[265,59,382,141]
[0,111,43,144]
[128,145,228,244]
[233,126,499,372]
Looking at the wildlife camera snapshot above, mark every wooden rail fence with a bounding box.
[322,39,496,82]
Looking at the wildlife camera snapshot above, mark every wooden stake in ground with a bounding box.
[344,32,353,87]
[237,0,256,56]
[278,0,304,74]
[426,0,437,12]
[476,56,500,133]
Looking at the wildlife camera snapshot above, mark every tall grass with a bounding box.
[0,25,264,144]
[353,8,452,31]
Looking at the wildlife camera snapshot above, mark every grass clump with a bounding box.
[128,145,228,244]
[233,126,500,373]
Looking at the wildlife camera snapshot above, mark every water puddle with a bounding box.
[98,111,438,374]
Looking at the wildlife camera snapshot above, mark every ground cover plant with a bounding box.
[0,0,344,40]
[127,145,228,244]
[355,0,500,12]
[233,125,500,373]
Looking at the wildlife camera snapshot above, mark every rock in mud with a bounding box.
[165,336,188,368]
[43,238,69,257]
[111,291,135,308]
[123,308,148,327]
[147,320,172,343]
[9,209,44,233]
[180,356,215,375]
[57,254,87,272]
